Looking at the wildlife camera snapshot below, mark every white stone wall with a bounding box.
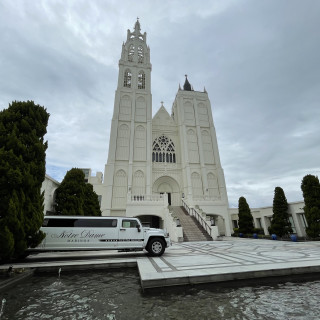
[229,201,307,237]
[41,174,60,215]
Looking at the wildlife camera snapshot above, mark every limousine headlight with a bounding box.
[165,232,169,237]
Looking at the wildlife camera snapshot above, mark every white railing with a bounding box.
[182,198,213,238]
[193,195,221,201]
[128,193,167,203]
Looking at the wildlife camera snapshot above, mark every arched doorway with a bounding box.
[153,176,180,206]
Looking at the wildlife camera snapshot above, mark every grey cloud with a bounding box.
[1,0,319,208]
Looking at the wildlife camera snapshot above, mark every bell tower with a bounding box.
[102,19,152,215]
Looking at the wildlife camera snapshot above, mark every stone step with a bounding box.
[170,206,212,242]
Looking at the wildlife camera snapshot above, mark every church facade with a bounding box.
[91,20,232,238]
[41,20,309,240]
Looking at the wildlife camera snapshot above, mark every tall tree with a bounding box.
[83,183,101,216]
[269,187,292,237]
[238,196,254,234]
[301,175,320,238]
[55,168,101,216]
[0,101,49,260]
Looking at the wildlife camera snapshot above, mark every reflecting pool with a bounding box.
[1,270,320,319]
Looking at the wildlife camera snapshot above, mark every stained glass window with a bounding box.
[152,135,176,163]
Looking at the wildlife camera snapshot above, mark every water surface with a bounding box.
[1,270,320,319]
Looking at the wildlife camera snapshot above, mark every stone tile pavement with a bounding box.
[1,238,320,290]
[138,238,320,289]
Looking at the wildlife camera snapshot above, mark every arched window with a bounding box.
[152,135,176,163]
[134,125,146,161]
[138,71,145,89]
[128,44,134,62]
[124,69,132,88]
[138,45,144,63]
[132,170,145,196]
[112,169,127,208]
[116,124,130,160]
[202,129,214,164]
[191,172,203,197]
[119,95,131,121]
[187,128,199,163]
[207,173,220,199]
[135,96,146,121]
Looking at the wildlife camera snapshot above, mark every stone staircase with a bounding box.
[170,206,212,242]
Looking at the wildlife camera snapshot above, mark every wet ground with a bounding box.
[1,269,320,320]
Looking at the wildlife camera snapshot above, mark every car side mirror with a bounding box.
[136,225,141,232]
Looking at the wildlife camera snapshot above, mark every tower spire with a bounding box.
[127,18,146,43]
[134,17,141,34]
[183,74,192,91]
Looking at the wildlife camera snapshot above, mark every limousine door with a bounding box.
[118,218,144,249]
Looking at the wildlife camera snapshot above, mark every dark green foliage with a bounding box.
[253,228,264,235]
[84,184,101,216]
[0,101,49,260]
[301,175,320,238]
[268,187,293,237]
[55,169,85,215]
[0,224,14,260]
[55,168,101,216]
[238,196,254,234]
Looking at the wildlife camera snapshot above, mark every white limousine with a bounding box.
[31,216,171,256]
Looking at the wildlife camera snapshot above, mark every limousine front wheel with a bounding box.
[147,238,165,256]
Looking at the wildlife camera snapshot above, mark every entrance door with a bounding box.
[153,177,180,206]
[160,192,171,205]
[118,218,144,249]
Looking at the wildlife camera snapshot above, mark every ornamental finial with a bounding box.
[134,18,141,33]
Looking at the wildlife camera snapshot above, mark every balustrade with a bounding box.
[128,193,167,204]
[182,198,213,238]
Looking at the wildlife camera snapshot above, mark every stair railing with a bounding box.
[182,199,212,238]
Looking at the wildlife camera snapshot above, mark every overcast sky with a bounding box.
[1,0,319,208]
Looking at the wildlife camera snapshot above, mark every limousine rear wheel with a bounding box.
[147,238,165,256]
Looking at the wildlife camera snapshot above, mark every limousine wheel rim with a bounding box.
[152,241,162,253]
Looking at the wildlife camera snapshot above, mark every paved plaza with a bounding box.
[1,238,320,290]
[139,238,320,288]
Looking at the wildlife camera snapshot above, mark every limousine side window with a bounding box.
[43,218,77,228]
[74,219,117,228]
[42,218,118,228]
[122,219,139,228]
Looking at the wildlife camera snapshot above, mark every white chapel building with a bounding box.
[42,20,309,240]
[89,20,232,240]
